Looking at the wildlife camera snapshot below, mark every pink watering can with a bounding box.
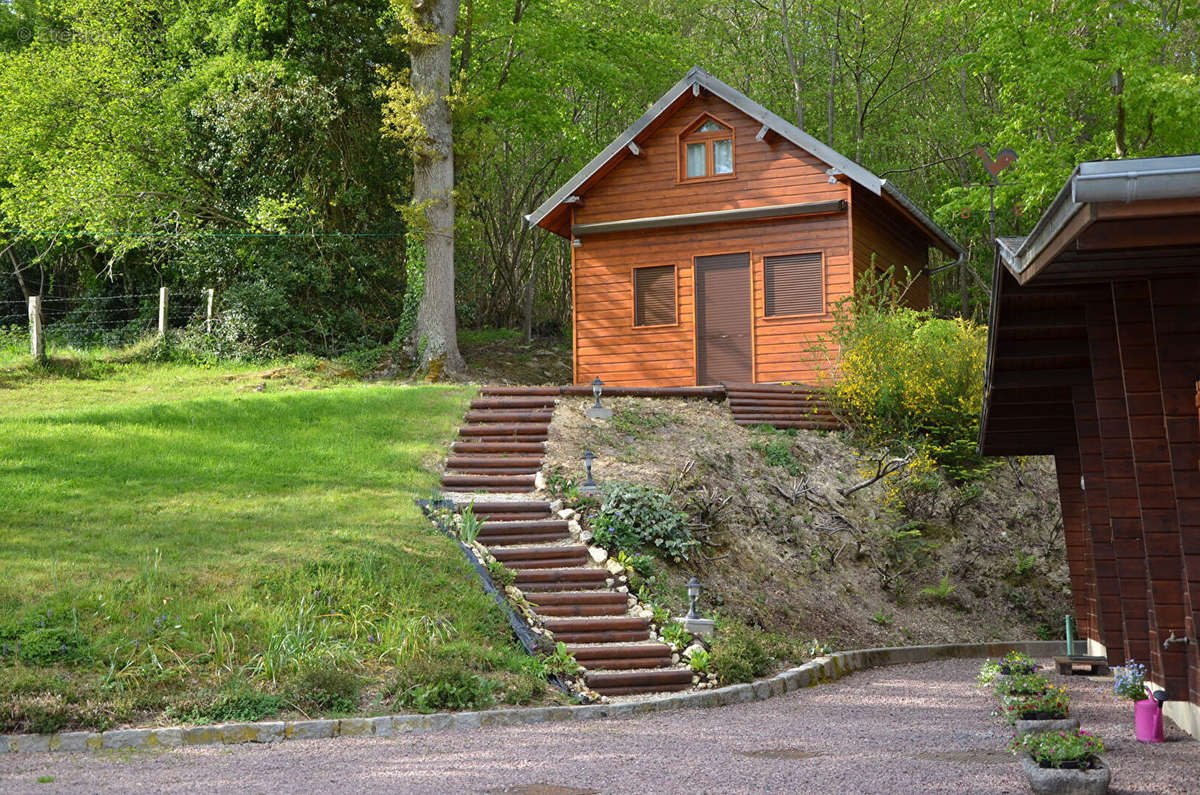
[1134,686,1167,743]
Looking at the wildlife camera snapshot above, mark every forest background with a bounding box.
[1,0,1197,356]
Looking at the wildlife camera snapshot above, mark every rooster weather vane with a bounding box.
[975,145,1018,184]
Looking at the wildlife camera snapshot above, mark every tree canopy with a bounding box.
[0,0,1197,351]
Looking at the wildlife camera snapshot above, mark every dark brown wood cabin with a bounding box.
[526,67,961,387]
[980,154,1200,739]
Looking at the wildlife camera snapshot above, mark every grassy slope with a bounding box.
[0,357,548,733]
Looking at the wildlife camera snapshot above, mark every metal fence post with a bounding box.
[28,295,44,361]
[158,286,168,336]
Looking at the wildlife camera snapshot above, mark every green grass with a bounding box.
[0,354,551,732]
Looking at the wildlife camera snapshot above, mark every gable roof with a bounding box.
[525,66,961,257]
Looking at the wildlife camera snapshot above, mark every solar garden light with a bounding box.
[581,450,600,495]
[585,377,613,420]
[685,576,704,619]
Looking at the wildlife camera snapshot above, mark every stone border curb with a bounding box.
[1,640,1065,754]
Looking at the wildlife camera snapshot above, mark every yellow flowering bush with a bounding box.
[828,270,989,478]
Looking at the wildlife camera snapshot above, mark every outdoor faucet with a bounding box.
[1163,631,1192,649]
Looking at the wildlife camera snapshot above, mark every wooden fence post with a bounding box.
[205,288,214,334]
[158,286,168,336]
[28,295,44,361]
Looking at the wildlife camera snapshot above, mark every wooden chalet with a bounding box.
[526,67,961,387]
[980,154,1200,738]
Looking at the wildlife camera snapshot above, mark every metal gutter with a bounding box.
[997,154,1200,277]
[571,199,846,237]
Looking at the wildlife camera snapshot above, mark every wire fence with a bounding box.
[1,288,223,360]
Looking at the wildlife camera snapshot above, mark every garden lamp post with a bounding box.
[581,450,599,495]
[585,377,612,419]
[686,576,704,619]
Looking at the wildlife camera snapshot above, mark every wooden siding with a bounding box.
[850,183,931,308]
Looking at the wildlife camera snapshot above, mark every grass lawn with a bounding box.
[0,354,554,733]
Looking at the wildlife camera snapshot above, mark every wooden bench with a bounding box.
[1054,655,1109,676]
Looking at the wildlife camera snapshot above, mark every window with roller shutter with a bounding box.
[764,252,824,316]
[633,265,677,327]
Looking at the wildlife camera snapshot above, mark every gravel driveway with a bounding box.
[2,658,1195,794]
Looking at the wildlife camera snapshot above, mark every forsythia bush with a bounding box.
[829,271,988,477]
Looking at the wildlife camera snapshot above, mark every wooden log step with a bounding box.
[559,385,725,400]
[532,603,628,618]
[457,424,550,436]
[441,474,536,489]
[588,681,693,696]
[447,456,545,469]
[725,382,824,394]
[581,654,672,669]
[478,532,569,546]
[584,668,694,690]
[447,485,536,494]
[514,567,608,584]
[446,466,542,476]
[457,500,550,513]
[471,512,550,522]
[479,519,569,534]
[551,629,651,644]
[517,581,607,593]
[731,406,835,418]
[500,556,589,570]
[451,441,547,455]
[480,386,563,396]
[491,545,588,562]
[527,591,628,606]
[542,616,648,633]
[566,643,672,662]
[460,413,554,427]
[729,396,833,407]
[734,419,842,429]
[470,397,557,410]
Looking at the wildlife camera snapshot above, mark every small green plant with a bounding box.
[542,642,582,678]
[486,559,515,587]
[294,667,363,713]
[870,610,894,627]
[178,688,285,724]
[750,428,805,477]
[545,469,581,502]
[999,684,1070,723]
[592,482,696,562]
[661,621,690,652]
[16,626,90,666]
[391,657,497,714]
[710,624,769,685]
[977,659,1002,686]
[803,638,832,658]
[1013,550,1038,578]
[1008,729,1104,769]
[458,503,482,545]
[1112,659,1148,702]
[687,647,710,673]
[920,573,957,602]
[37,776,55,784]
[994,671,1050,698]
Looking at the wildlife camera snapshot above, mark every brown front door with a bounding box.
[695,252,752,384]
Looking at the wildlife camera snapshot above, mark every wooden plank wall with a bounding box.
[572,91,853,387]
[850,184,931,309]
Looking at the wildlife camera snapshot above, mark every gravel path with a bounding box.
[2,658,1195,794]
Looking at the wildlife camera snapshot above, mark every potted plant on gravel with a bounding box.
[994,671,1051,701]
[999,650,1039,676]
[1009,729,1110,794]
[1000,684,1079,735]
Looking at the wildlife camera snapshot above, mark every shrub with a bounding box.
[390,656,497,713]
[710,625,769,685]
[592,482,696,562]
[294,667,363,713]
[176,687,285,724]
[826,269,989,477]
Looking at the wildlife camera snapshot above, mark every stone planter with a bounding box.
[1014,716,1079,736]
[1019,753,1110,795]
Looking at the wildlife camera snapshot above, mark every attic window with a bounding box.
[680,115,733,180]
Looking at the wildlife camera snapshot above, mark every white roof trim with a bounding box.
[525,66,961,255]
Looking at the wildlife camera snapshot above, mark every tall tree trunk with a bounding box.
[410,0,464,376]
[778,0,805,129]
[827,8,839,147]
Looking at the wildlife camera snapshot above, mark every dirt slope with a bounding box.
[543,396,1071,651]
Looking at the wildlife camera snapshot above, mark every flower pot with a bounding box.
[1134,698,1164,743]
[1019,753,1110,795]
[1015,716,1079,736]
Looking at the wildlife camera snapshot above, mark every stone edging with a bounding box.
[2,640,1066,754]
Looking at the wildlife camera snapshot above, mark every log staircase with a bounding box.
[458,499,693,697]
[724,382,843,431]
[440,387,558,494]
